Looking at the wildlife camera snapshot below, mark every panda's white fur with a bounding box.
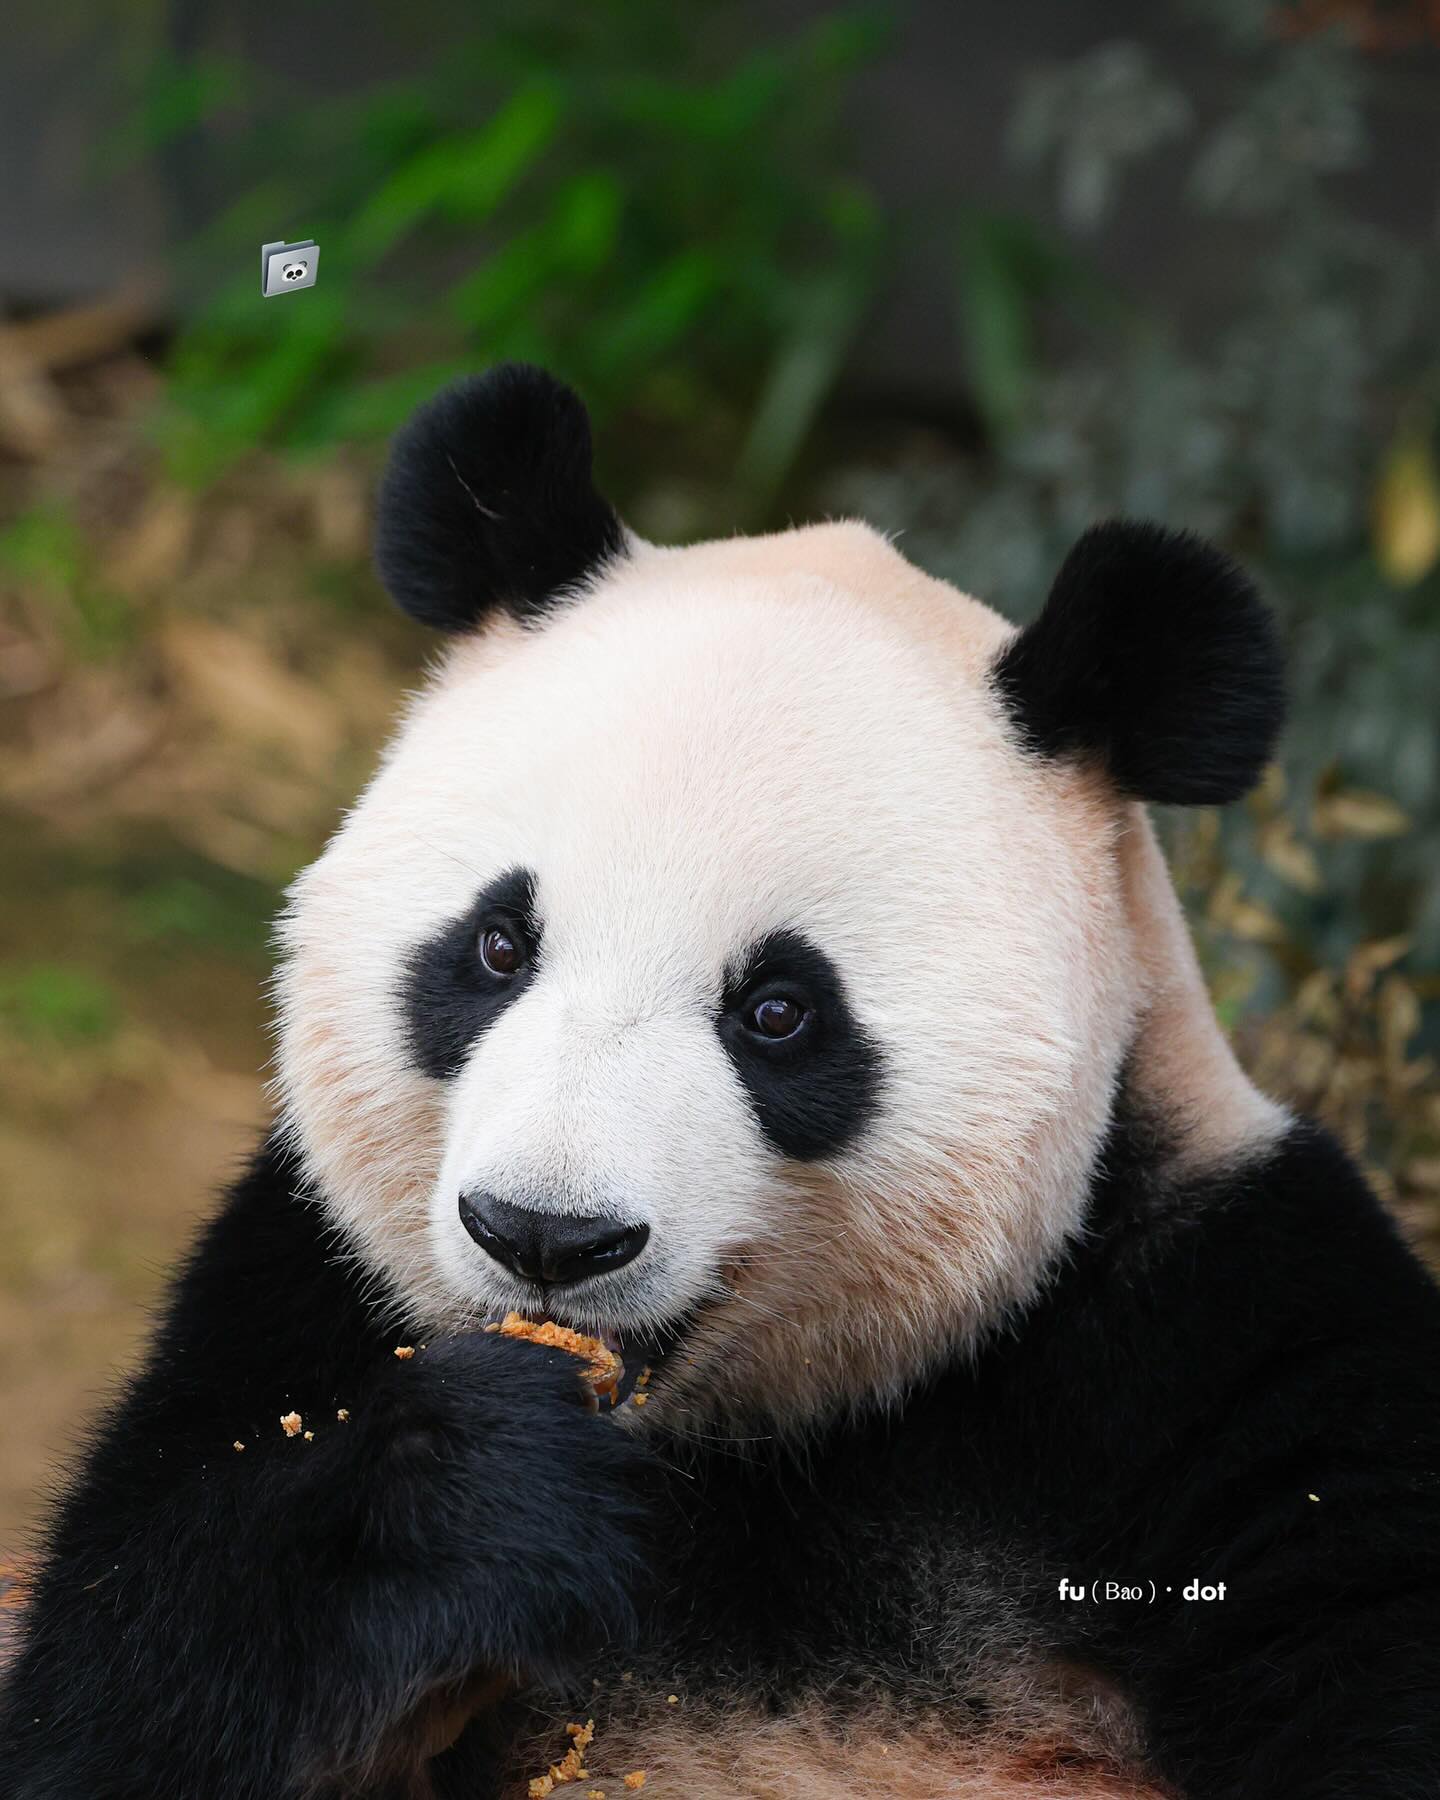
[276,518,1285,1435]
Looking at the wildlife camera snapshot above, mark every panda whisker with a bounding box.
[404,828,491,885]
[651,1415,777,1458]
[717,1290,803,1333]
[722,1231,851,1267]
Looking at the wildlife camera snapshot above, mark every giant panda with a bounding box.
[3,363,1439,1800]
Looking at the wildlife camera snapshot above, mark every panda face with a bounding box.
[276,523,1143,1427]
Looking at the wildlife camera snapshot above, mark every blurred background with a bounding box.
[2,0,1438,1545]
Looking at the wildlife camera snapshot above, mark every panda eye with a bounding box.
[745,994,810,1042]
[478,924,525,978]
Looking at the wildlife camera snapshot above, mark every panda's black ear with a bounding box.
[991,520,1285,806]
[374,363,626,632]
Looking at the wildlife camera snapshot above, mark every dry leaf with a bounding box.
[1313,789,1410,841]
[1343,937,1412,1002]
[161,620,344,769]
[1221,894,1287,944]
[1373,431,1440,587]
[1377,975,1421,1063]
[1258,819,1321,893]
[110,494,195,595]
[0,287,160,375]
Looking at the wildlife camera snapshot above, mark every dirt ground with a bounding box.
[0,820,270,1547]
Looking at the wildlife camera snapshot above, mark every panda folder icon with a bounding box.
[261,239,320,297]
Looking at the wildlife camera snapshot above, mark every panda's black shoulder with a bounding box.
[60,1137,407,1498]
[151,1136,398,1386]
[960,1110,1440,1546]
[1075,1110,1440,1340]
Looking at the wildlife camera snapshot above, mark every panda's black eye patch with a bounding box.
[718,931,883,1161]
[401,867,539,1080]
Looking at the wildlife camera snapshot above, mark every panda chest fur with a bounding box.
[495,1389,1166,1800]
[501,1693,1164,1800]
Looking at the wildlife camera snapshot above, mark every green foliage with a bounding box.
[0,505,136,659]
[120,874,272,958]
[951,208,1121,435]
[133,1,886,502]
[0,965,120,1047]
[0,506,84,589]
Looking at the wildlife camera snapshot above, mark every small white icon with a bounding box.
[261,239,320,297]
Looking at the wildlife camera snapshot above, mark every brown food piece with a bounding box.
[393,1345,415,1360]
[280,1411,302,1438]
[622,1774,646,1791]
[494,1313,622,1400]
[528,1719,596,1794]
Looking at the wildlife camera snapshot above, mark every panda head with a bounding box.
[276,364,1286,1433]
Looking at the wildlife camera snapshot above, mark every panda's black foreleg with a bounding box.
[0,1137,649,1800]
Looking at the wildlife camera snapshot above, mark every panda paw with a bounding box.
[347,1328,652,1679]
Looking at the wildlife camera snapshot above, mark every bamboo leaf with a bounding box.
[1313,789,1411,840]
[1373,429,1440,587]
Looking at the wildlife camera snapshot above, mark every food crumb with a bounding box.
[666,1694,678,1705]
[394,1346,416,1360]
[631,1392,648,1407]
[337,1408,349,1422]
[529,1718,594,1792]
[587,1791,605,1799]
[280,1412,302,1438]
[232,1441,245,1453]
[1307,1493,1320,1502]
[623,1774,646,1791]
[635,1367,651,1388]
[303,1431,315,1442]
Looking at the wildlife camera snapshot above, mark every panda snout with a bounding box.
[458,1191,650,1287]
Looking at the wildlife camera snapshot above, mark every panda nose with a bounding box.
[458,1192,650,1287]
